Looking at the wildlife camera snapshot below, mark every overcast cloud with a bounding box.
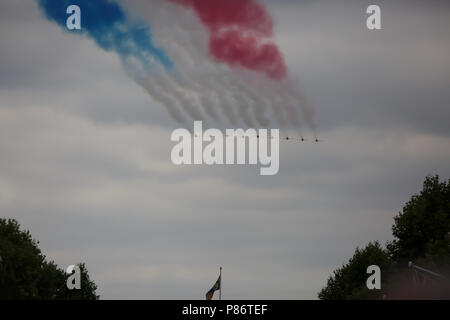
[1,0,449,299]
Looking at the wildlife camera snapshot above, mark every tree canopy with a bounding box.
[387,175,450,268]
[318,242,392,300]
[319,175,450,299]
[0,218,99,299]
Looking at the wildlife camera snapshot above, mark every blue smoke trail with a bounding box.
[38,0,173,69]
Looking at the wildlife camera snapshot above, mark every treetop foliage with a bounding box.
[319,175,450,299]
[0,218,99,300]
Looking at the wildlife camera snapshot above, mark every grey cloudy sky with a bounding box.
[1,0,449,299]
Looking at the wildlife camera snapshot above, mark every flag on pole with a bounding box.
[205,274,221,300]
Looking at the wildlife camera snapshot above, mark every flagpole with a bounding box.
[219,266,222,300]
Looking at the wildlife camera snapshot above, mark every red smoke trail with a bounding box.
[168,0,287,80]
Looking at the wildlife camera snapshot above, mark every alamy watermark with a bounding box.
[366,265,381,290]
[66,264,81,290]
[170,121,280,176]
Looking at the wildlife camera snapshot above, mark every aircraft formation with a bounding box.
[258,135,322,143]
[191,133,322,143]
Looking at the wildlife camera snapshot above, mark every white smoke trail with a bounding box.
[118,0,315,134]
[122,57,188,124]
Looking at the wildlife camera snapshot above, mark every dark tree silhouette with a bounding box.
[318,242,392,300]
[387,175,450,270]
[0,218,99,299]
[319,175,450,299]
